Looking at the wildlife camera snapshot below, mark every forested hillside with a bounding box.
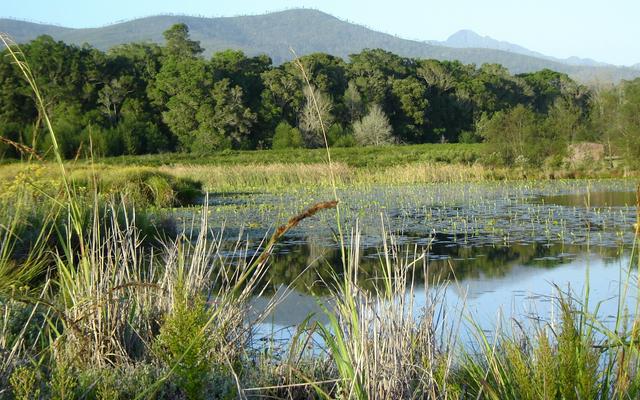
[1,24,639,167]
[1,9,639,82]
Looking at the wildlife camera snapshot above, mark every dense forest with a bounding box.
[1,24,639,167]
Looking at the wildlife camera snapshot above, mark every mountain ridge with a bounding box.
[1,9,639,83]
[436,29,611,68]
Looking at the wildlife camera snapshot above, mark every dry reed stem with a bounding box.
[254,200,338,268]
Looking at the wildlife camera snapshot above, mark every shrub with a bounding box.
[271,122,303,149]
[154,290,213,400]
[458,130,481,144]
[10,365,41,400]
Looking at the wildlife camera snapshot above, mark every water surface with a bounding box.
[176,179,639,340]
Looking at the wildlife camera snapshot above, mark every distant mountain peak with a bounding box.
[447,29,485,42]
[439,28,610,68]
[445,29,525,51]
[0,10,638,83]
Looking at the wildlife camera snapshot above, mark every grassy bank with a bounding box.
[0,146,633,193]
[98,143,484,169]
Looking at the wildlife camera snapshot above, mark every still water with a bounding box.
[186,180,639,340]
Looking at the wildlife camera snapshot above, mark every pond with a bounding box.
[174,179,639,341]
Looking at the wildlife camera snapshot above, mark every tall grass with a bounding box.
[313,227,456,399]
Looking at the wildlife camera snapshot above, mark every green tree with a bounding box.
[589,86,622,162]
[348,49,414,110]
[163,23,203,58]
[260,67,303,128]
[210,50,271,148]
[194,79,256,152]
[478,105,544,166]
[343,80,364,123]
[150,57,211,150]
[596,79,640,168]
[545,98,583,144]
[616,79,640,167]
[519,69,588,114]
[286,53,347,98]
[390,77,429,142]
[418,59,475,142]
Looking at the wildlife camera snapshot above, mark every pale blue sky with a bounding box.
[3,0,638,66]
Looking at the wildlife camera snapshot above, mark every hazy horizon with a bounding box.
[3,0,639,66]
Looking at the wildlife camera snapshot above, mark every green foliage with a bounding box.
[163,23,203,59]
[88,365,165,400]
[390,76,429,142]
[519,69,588,114]
[9,365,41,400]
[343,80,364,123]
[478,105,545,166]
[195,79,256,151]
[97,142,484,168]
[150,56,211,151]
[49,358,77,400]
[2,28,640,167]
[458,130,481,143]
[592,78,640,168]
[327,124,355,147]
[271,121,303,149]
[66,167,202,207]
[556,302,600,400]
[154,290,213,400]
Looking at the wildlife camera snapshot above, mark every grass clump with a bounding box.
[454,292,630,400]
[70,166,203,208]
[315,230,455,399]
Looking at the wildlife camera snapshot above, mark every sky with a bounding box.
[3,0,639,66]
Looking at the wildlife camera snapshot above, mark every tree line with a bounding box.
[1,23,638,167]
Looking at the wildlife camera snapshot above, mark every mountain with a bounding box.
[438,29,610,68]
[1,9,639,83]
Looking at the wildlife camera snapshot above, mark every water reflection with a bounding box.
[252,243,636,340]
[540,191,638,208]
[263,240,627,295]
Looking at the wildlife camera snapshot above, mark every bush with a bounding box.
[71,168,202,207]
[327,124,355,147]
[271,122,303,149]
[191,129,232,155]
[332,134,356,147]
[10,365,41,400]
[154,291,213,400]
[478,106,545,166]
[458,130,481,144]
